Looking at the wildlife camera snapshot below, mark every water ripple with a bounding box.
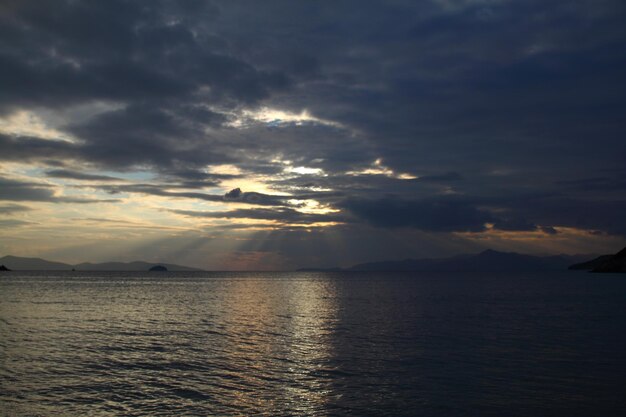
[1,271,626,416]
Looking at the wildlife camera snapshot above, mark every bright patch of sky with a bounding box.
[284,166,325,175]
[229,107,343,129]
[287,199,339,215]
[206,164,243,176]
[346,159,417,180]
[0,111,74,141]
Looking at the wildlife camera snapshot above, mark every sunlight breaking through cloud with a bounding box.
[0,111,74,142]
[1,0,624,269]
[284,166,326,176]
[228,107,344,129]
[346,159,417,180]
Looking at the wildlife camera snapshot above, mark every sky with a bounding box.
[1,0,625,270]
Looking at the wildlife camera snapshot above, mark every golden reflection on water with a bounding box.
[3,272,626,416]
[0,274,340,415]
[222,274,338,413]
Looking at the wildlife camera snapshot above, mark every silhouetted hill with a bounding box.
[347,250,590,272]
[0,264,11,271]
[569,255,614,270]
[592,247,626,273]
[571,247,626,273]
[0,255,201,271]
[0,255,73,270]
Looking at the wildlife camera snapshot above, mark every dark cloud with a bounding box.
[0,203,33,214]
[65,104,232,169]
[339,197,493,232]
[224,188,242,199]
[541,226,559,235]
[492,218,539,232]
[0,176,56,201]
[1,0,625,247]
[0,219,37,227]
[94,183,226,202]
[491,218,558,234]
[161,168,238,182]
[416,172,464,182]
[168,207,343,225]
[41,160,67,167]
[556,176,626,192]
[155,169,240,189]
[46,169,124,182]
[0,0,294,177]
[223,188,291,206]
[496,196,626,236]
[0,176,119,204]
[0,0,288,113]
[588,230,607,236]
[92,184,298,206]
[0,134,79,162]
[45,165,237,190]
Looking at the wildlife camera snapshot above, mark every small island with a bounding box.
[149,265,168,272]
[0,264,11,271]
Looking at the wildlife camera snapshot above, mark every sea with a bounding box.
[1,271,625,416]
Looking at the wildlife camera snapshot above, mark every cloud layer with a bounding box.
[1,0,625,267]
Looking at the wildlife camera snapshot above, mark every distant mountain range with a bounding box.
[3,249,623,273]
[0,255,202,271]
[299,249,595,272]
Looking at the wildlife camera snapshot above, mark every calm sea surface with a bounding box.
[1,271,625,416]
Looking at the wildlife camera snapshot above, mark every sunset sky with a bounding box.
[1,0,625,269]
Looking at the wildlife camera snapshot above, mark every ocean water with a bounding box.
[1,271,625,416]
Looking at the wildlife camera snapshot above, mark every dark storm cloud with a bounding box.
[161,169,239,182]
[0,176,119,204]
[0,134,79,162]
[219,188,290,207]
[46,169,124,182]
[94,183,226,202]
[416,172,463,182]
[497,196,626,236]
[0,0,290,175]
[0,0,287,113]
[155,169,240,189]
[94,185,296,206]
[0,177,57,202]
[65,104,232,169]
[541,226,559,235]
[0,203,32,215]
[267,171,453,197]
[491,218,540,232]
[556,176,626,192]
[168,207,343,225]
[1,0,625,239]
[156,179,221,190]
[245,0,626,179]
[339,197,493,232]
[224,187,243,199]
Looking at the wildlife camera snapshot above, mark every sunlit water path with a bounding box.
[1,271,625,416]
